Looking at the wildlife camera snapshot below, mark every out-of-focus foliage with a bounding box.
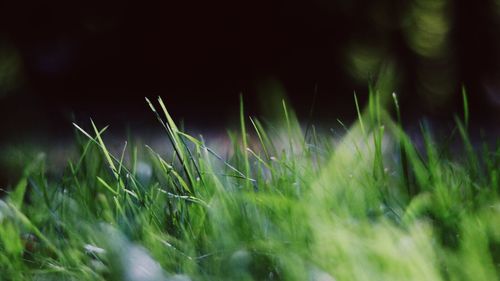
[403,0,455,108]
[1,0,500,124]
[0,43,23,98]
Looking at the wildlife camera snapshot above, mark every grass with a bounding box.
[1,91,500,281]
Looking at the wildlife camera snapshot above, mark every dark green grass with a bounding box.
[1,92,500,281]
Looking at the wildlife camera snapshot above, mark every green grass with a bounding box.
[1,92,500,281]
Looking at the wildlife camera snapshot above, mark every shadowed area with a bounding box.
[1,0,500,141]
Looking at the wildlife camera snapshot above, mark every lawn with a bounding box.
[0,91,499,281]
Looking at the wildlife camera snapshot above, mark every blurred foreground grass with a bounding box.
[1,92,500,281]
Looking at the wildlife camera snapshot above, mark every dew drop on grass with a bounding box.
[84,244,105,255]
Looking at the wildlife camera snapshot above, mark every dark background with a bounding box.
[0,0,500,141]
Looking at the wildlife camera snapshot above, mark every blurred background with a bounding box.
[1,0,500,154]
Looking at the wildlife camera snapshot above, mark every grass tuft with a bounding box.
[0,91,499,280]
